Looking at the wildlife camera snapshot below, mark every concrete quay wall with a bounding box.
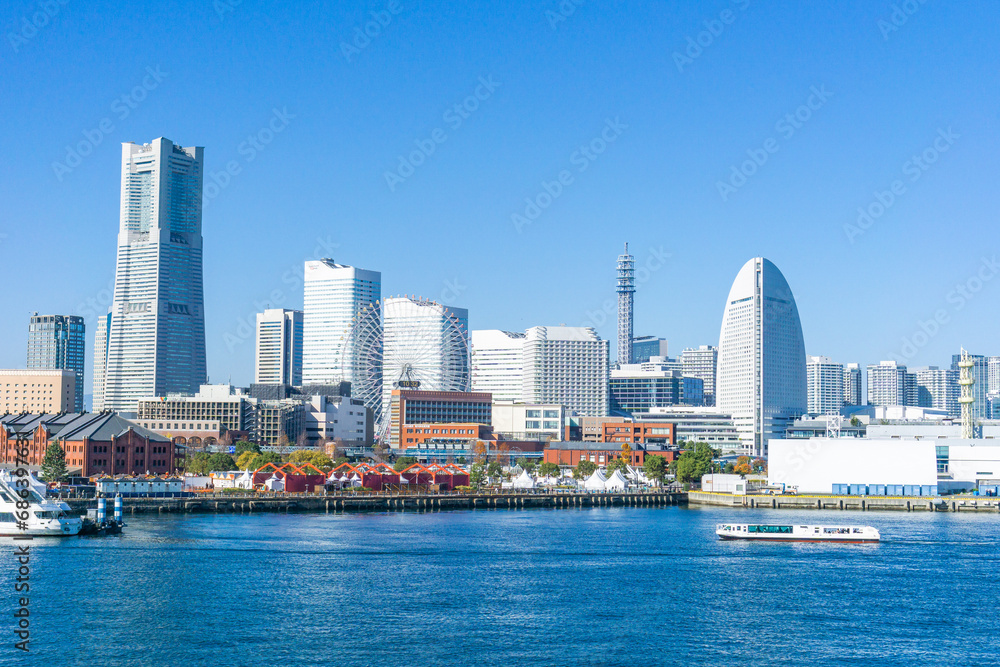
[689,491,1000,513]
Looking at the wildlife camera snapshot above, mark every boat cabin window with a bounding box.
[0,512,14,523]
[0,491,11,503]
[747,525,792,534]
[33,511,55,519]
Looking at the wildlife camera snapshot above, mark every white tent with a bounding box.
[583,469,607,491]
[236,471,253,489]
[512,469,536,489]
[605,469,628,491]
[349,474,363,488]
[264,474,284,492]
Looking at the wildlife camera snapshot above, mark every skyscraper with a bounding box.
[302,259,381,386]
[470,329,525,402]
[616,243,634,367]
[806,355,844,416]
[27,313,85,412]
[914,367,959,416]
[97,138,206,412]
[866,360,915,407]
[522,326,609,417]
[951,352,990,421]
[680,345,718,407]
[255,309,303,385]
[717,258,806,456]
[843,363,863,407]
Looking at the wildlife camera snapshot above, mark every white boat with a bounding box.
[0,472,83,537]
[716,523,880,543]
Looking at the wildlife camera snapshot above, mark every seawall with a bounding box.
[689,491,1000,513]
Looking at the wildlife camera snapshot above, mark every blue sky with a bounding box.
[1,0,998,389]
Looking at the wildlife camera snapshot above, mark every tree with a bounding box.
[248,452,282,471]
[850,416,861,427]
[208,453,236,472]
[574,460,597,480]
[674,448,715,483]
[496,443,511,468]
[538,461,560,478]
[472,441,487,465]
[515,457,536,474]
[275,433,292,456]
[486,461,503,480]
[288,450,333,470]
[751,458,767,474]
[457,456,467,465]
[642,455,666,485]
[393,456,418,472]
[41,441,68,483]
[234,440,261,456]
[723,462,735,474]
[469,461,486,489]
[236,451,257,470]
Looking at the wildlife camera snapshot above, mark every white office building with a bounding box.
[255,309,303,385]
[491,401,566,441]
[807,356,845,416]
[680,345,718,406]
[844,363,863,407]
[631,406,743,453]
[521,326,609,417]
[914,367,959,417]
[304,395,369,446]
[97,138,207,412]
[632,336,668,364]
[717,257,807,457]
[867,360,915,407]
[302,259,380,386]
[470,329,525,402]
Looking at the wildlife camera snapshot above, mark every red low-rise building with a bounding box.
[0,412,181,476]
[543,441,679,468]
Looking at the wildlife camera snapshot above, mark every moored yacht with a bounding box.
[0,471,83,537]
[716,523,880,543]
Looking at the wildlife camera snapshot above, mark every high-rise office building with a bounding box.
[914,367,959,417]
[97,138,206,412]
[616,243,635,366]
[680,345,718,406]
[988,356,1000,395]
[866,360,916,407]
[470,329,525,402]
[952,352,991,421]
[806,356,844,416]
[610,365,703,414]
[302,259,381,386]
[522,326,609,417]
[632,336,668,364]
[27,314,85,412]
[255,309,303,385]
[843,363,863,407]
[717,257,807,456]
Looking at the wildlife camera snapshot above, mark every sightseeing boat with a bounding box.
[716,523,880,543]
[0,472,83,537]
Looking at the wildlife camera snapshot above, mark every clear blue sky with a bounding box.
[2,0,998,389]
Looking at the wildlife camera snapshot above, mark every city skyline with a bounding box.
[2,1,998,392]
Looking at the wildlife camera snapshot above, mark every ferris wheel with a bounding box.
[340,296,470,441]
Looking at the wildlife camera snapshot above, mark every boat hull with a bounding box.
[718,535,878,544]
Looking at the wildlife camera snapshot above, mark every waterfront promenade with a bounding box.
[690,491,1000,513]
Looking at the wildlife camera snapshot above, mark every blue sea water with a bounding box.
[1,505,999,666]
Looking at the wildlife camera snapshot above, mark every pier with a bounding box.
[64,491,687,515]
[689,491,1000,513]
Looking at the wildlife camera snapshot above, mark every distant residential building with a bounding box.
[252,400,306,448]
[0,369,76,414]
[867,361,916,407]
[988,356,1000,395]
[491,402,566,441]
[255,309,303,386]
[0,412,178,476]
[717,257,807,456]
[610,364,703,413]
[631,336,668,364]
[98,138,207,413]
[843,363,863,407]
[680,345,718,406]
[387,389,492,449]
[914,367,960,417]
[302,259,381,385]
[521,326,609,417]
[806,356,844,416]
[470,330,525,402]
[27,314,85,412]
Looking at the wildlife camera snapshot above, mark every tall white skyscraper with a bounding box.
[866,360,915,407]
[914,367,959,416]
[843,363,863,407]
[97,138,206,412]
[806,356,845,416]
[255,309,303,385]
[521,326,609,417]
[717,258,806,456]
[470,329,525,402]
[302,259,381,386]
[680,345,718,406]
